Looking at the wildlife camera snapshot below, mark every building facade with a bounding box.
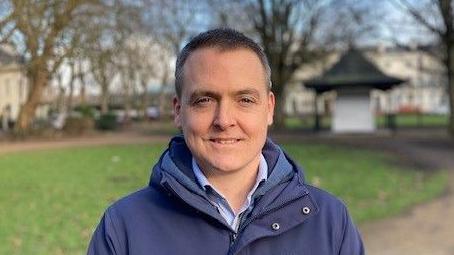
[0,46,55,131]
[0,46,28,129]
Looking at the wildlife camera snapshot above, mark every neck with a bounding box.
[203,157,261,213]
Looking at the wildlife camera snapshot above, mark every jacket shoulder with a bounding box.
[107,185,166,217]
[305,184,364,254]
[306,184,349,213]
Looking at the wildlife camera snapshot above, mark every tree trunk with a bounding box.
[122,69,134,122]
[67,78,74,113]
[446,42,454,135]
[77,61,87,106]
[56,73,66,114]
[273,95,286,130]
[100,76,109,114]
[440,0,454,135]
[100,87,109,114]
[141,79,149,120]
[123,84,132,122]
[270,68,288,130]
[57,86,66,114]
[14,70,49,133]
[67,62,76,113]
[313,93,320,131]
[158,66,170,117]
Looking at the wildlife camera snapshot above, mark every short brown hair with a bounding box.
[174,28,271,98]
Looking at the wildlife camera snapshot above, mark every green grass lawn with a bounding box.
[285,114,449,129]
[285,116,331,130]
[376,114,449,127]
[0,143,447,255]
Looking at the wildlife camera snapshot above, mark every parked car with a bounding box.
[146,106,160,120]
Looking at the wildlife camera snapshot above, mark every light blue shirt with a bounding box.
[192,154,268,232]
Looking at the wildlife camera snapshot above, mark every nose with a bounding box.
[213,101,236,130]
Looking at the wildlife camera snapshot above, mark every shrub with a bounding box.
[96,112,118,130]
[74,105,96,118]
[63,116,95,135]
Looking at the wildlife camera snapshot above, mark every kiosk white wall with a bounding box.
[333,90,375,133]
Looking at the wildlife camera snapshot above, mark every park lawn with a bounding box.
[285,114,449,129]
[0,143,447,255]
[285,116,331,130]
[376,114,448,127]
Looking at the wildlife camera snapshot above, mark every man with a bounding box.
[88,28,364,255]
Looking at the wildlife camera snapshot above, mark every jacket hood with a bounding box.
[149,135,306,201]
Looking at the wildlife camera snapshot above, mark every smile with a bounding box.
[209,138,241,144]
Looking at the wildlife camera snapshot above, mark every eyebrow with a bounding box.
[188,90,220,103]
[188,88,261,103]
[235,89,261,98]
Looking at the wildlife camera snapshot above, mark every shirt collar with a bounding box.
[192,154,268,193]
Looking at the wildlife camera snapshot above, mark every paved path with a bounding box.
[361,171,454,255]
[0,132,170,155]
[356,136,454,255]
[1,129,454,254]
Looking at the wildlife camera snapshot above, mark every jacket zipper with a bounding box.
[229,232,237,246]
[164,178,308,254]
[227,191,308,255]
[165,181,241,250]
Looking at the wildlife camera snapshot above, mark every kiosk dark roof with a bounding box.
[304,48,404,93]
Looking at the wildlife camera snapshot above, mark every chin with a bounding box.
[208,159,242,173]
[206,152,258,173]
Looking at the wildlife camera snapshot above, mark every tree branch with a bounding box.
[393,0,444,36]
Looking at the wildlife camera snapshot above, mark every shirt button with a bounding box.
[271,222,280,231]
[302,206,311,215]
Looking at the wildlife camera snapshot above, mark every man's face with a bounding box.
[173,47,275,176]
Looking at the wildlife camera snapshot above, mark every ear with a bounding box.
[267,91,275,125]
[173,96,182,129]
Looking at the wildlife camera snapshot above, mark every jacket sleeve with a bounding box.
[87,209,124,255]
[337,206,365,255]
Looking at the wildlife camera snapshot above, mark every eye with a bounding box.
[193,97,213,106]
[239,96,257,105]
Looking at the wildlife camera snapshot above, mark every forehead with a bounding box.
[182,47,267,95]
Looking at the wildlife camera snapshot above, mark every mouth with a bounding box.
[208,138,242,144]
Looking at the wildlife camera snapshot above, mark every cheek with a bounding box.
[240,116,269,136]
[182,111,212,134]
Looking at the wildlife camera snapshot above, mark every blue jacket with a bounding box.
[88,136,364,255]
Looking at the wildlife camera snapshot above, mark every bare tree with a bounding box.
[143,0,206,113]
[393,0,454,135]
[117,44,141,122]
[120,35,170,119]
[76,0,142,116]
[135,40,160,119]
[320,0,389,48]
[76,59,88,106]
[89,44,117,114]
[66,59,76,113]
[210,0,330,128]
[55,70,66,114]
[82,12,119,114]
[0,0,105,133]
